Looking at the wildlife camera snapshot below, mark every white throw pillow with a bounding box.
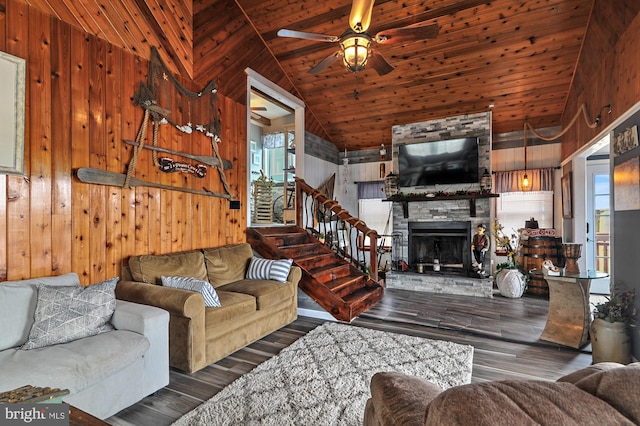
[161,276,221,307]
[246,257,293,283]
[20,277,118,350]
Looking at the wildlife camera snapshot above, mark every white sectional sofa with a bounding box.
[0,273,169,419]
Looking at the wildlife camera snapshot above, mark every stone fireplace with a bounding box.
[385,111,494,298]
[408,221,472,276]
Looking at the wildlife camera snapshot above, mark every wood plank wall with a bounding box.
[561,0,640,157]
[0,0,246,285]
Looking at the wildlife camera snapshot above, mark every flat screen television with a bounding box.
[397,137,479,187]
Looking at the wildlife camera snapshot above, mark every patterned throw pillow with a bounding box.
[21,277,118,350]
[161,276,221,307]
[246,257,293,283]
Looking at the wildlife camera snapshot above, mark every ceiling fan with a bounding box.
[277,0,440,76]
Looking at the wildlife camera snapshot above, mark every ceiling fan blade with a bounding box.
[368,51,395,76]
[349,0,375,33]
[277,29,339,43]
[375,22,440,44]
[308,51,343,74]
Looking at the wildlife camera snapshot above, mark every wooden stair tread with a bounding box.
[343,285,382,301]
[308,262,351,275]
[296,252,335,262]
[250,225,300,235]
[295,253,339,270]
[325,275,366,294]
[279,242,321,250]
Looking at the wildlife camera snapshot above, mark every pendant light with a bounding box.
[522,134,530,190]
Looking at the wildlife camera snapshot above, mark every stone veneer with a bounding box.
[385,272,493,298]
[388,112,493,297]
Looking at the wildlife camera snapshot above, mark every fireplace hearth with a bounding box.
[408,221,472,276]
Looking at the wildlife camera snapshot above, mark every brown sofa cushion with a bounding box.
[203,243,253,287]
[129,250,208,285]
[219,279,295,310]
[367,372,442,426]
[205,291,256,326]
[424,380,634,425]
[572,362,640,424]
[556,362,624,384]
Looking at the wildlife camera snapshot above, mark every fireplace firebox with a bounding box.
[408,221,472,276]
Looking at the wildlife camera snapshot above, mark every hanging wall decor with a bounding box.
[613,125,639,157]
[121,47,234,199]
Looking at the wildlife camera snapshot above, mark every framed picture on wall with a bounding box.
[561,172,573,219]
[0,51,26,175]
[613,125,639,156]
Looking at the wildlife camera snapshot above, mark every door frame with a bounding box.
[245,69,305,227]
[562,99,640,284]
[586,158,611,294]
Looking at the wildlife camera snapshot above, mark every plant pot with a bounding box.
[496,268,526,298]
[589,318,632,364]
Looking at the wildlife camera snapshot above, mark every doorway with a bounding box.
[586,157,611,294]
[245,69,305,227]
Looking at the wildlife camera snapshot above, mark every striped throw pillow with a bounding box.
[161,276,221,307]
[246,257,293,283]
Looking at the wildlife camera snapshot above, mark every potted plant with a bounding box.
[491,221,526,298]
[590,290,636,364]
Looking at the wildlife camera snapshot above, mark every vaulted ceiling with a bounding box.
[20,0,599,151]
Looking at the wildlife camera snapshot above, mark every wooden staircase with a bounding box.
[247,225,384,322]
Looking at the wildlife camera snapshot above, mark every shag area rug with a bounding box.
[173,322,474,426]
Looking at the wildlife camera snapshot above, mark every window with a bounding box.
[358,198,393,247]
[496,191,554,236]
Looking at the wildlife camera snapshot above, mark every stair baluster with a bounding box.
[294,178,378,282]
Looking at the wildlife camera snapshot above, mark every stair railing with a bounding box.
[294,177,379,283]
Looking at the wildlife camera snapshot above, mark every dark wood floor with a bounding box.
[107,289,594,426]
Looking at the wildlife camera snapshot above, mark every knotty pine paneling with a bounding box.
[19,0,192,78]
[1,0,246,285]
[6,0,31,281]
[51,19,73,275]
[561,0,640,159]
[28,7,53,278]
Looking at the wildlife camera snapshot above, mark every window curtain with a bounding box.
[494,168,555,193]
[357,181,385,199]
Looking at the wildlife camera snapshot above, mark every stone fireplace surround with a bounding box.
[385,198,493,298]
[386,112,494,298]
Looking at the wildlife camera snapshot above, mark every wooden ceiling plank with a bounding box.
[104,0,156,58]
[84,0,132,51]
[146,0,192,59]
[132,0,191,78]
[64,0,108,41]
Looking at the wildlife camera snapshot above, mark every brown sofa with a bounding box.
[364,362,640,425]
[115,243,301,373]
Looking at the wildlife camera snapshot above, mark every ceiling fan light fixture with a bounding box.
[340,35,371,72]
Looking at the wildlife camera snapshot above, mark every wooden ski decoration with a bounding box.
[123,140,232,170]
[76,168,231,199]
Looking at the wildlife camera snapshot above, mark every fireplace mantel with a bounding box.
[386,193,499,218]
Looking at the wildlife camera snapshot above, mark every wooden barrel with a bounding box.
[516,236,563,297]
